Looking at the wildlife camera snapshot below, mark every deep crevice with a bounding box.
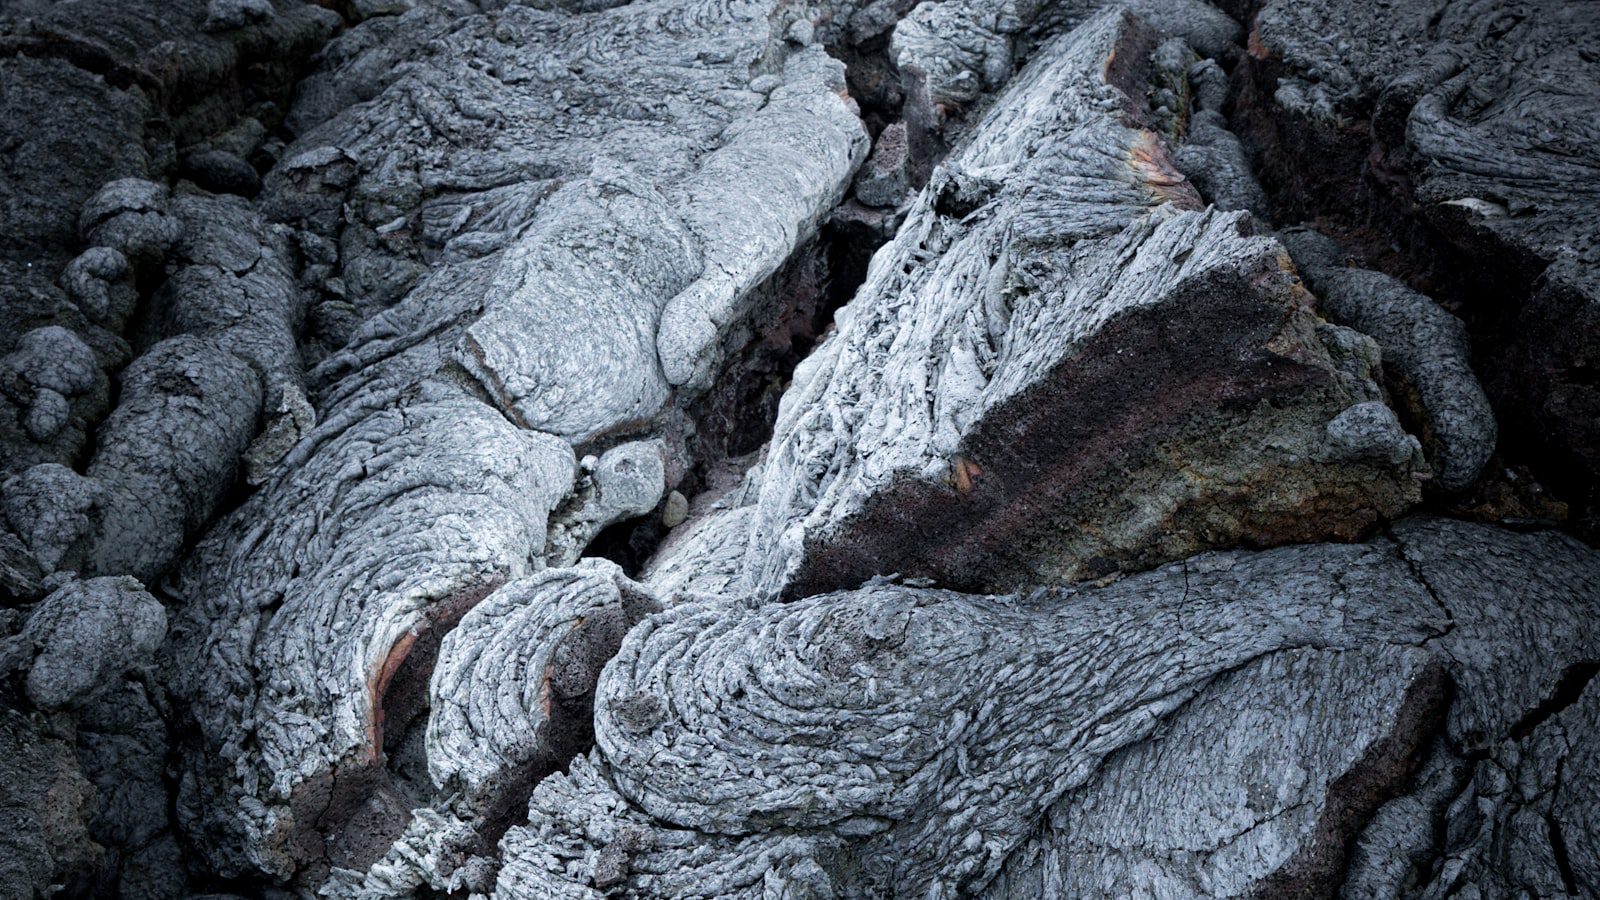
[1225,1,1598,545]
[585,511,668,576]
[1508,661,1600,743]
[1550,809,1580,895]
[1255,658,1453,900]
[589,26,953,577]
[591,214,893,577]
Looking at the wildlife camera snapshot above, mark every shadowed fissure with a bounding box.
[0,0,1597,898]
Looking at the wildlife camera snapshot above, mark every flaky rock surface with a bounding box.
[0,0,1595,897]
[156,0,871,882]
[650,9,1424,601]
[494,518,1598,897]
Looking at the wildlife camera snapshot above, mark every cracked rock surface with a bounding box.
[0,0,1596,897]
[649,10,1426,601]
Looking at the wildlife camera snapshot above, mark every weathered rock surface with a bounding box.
[986,646,1446,898]
[1437,677,1600,897]
[892,0,1240,172]
[0,0,337,482]
[429,562,656,802]
[649,8,1425,601]
[321,561,663,896]
[1282,228,1497,493]
[164,0,867,881]
[494,518,1599,897]
[1243,0,1600,517]
[0,575,174,899]
[1174,58,1268,216]
[75,192,307,582]
[0,0,1595,896]
[0,708,100,900]
[18,576,166,712]
[73,678,186,900]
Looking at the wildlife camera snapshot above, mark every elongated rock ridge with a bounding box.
[1240,0,1600,529]
[0,0,1595,897]
[648,8,1424,601]
[492,518,1598,897]
[162,0,869,878]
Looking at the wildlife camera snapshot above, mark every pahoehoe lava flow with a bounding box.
[0,0,1597,897]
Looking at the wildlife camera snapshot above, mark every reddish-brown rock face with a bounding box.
[0,0,1595,897]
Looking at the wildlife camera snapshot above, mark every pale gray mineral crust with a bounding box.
[648,8,1426,601]
[495,519,1598,898]
[0,0,1596,898]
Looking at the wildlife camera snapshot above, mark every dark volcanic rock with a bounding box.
[495,518,1599,898]
[1242,0,1600,519]
[0,707,101,900]
[649,9,1427,601]
[0,0,1595,896]
[1282,227,1497,493]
